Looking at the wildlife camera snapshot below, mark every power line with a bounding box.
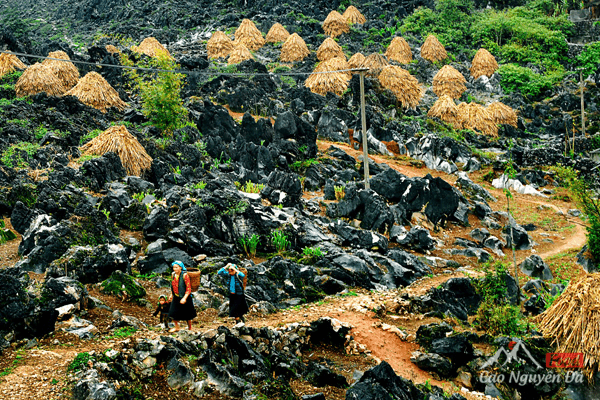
[2,50,367,77]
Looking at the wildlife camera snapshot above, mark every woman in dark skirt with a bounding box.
[168,261,197,332]
[217,263,248,324]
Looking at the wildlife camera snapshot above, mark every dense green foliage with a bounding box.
[497,63,563,97]
[475,262,526,336]
[121,52,190,134]
[577,42,600,78]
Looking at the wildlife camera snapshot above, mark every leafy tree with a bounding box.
[121,51,189,135]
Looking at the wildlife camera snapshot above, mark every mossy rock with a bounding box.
[117,201,147,231]
[101,271,146,301]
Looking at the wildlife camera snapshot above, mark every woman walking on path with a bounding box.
[168,261,197,332]
[218,263,248,324]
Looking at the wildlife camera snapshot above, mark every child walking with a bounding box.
[153,295,171,329]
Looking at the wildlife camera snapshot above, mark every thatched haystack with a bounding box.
[0,52,27,78]
[280,33,310,62]
[317,37,345,62]
[348,52,366,71]
[488,101,518,128]
[266,23,290,43]
[15,63,66,98]
[132,37,173,59]
[323,10,349,38]
[42,51,79,91]
[342,6,366,24]
[207,31,234,59]
[427,95,458,124]
[471,48,498,79]
[235,19,265,51]
[538,274,600,381]
[305,58,350,96]
[456,102,498,136]
[80,125,152,177]
[65,71,127,112]
[105,45,120,54]
[327,56,351,79]
[379,65,422,109]
[228,43,254,65]
[386,37,412,64]
[421,35,447,63]
[432,65,466,99]
[361,53,389,77]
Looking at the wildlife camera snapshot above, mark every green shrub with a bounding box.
[497,63,563,98]
[68,352,92,372]
[577,42,600,78]
[121,52,189,134]
[1,142,40,169]
[272,230,290,254]
[79,129,102,145]
[239,234,261,258]
[475,261,526,336]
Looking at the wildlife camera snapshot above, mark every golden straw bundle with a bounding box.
[105,45,120,54]
[317,37,345,62]
[305,58,350,96]
[386,37,412,64]
[266,23,290,43]
[15,63,66,98]
[538,274,600,381]
[323,10,349,38]
[433,64,466,99]
[280,33,310,62]
[361,53,389,77]
[80,125,152,177]
[348,52,366,71]
[456,102,498,136]
[378,65,422,109]
[132,37,173,59]
[428,95,458,124]
[65,71,128,112]
[342,6,366,24]
[42,51,79,91]
[488,101,518,128]
[207,31,234,59]
[471,48,498,79]
[235,19,265,51]
[0,52,27,78]
[421,35,447,63]
[228,43,254,65]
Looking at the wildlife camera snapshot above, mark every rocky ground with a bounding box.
[1,0,600,398]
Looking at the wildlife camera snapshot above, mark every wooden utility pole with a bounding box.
[358,69,370,189]
[580,69,586,137]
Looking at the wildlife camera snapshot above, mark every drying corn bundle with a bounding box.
[266,23,290,43]
[322,10,349,38]
[132,37,173,59]
[347,52,366,71]
[305,58,350,96]
[42,50,79,91]
[105,45,120,54]
[234,19,265,51]
[427,95,458,125]
[327,56,351,79]
[280,33,310,62]
[15,63,66,98]
[538,274,600,381]
[80,125,152,177]
[228,42,254,65]
[421,35,447,63]
[361,53,389,77]
[0,52,27,78]
[378,65,422,109]
[65,71,128,112]
[432,64,466,99]
[207,31,234,59]
[470,48,498,79]
[488,101,518,128]
[456,102,498,136]
[317,37,345,62]
[342,6,366,24]
[385,37,412,64]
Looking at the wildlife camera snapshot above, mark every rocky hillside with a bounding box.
[1,0,600,399]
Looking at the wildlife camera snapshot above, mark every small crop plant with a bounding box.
[239,234,261,258]
[272,229,290,255]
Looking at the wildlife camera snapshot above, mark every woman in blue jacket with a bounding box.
[217,263,248,324]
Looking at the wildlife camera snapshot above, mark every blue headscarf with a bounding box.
[172,260,186,271]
